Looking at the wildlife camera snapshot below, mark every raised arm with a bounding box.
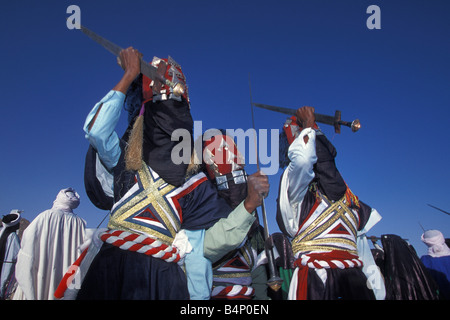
[87,47,142,131]
[83,47,142,170]
[286,106,317,205]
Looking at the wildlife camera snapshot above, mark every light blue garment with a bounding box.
[356,209,386,300]
[0,232,20,299]
[184,229,213,300]
[83,90,124,170]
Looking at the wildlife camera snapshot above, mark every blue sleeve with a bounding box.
[83,90,125,170]
[184,229,212,300]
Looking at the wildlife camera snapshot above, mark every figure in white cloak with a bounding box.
[13,188,86,300]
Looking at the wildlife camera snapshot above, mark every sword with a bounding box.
[79,25,185,97]
[427,204,450,216]
[368,236,409,242]
[252,103,361,133]
[249,76,283,292]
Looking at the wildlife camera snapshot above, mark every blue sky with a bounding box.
[1,0,449,256]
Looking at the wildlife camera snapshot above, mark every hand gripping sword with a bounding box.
[78,25,185,97]
[249,76,283,292]
[252,103,361,133]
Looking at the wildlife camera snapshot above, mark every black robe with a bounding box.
[381,234,440,300]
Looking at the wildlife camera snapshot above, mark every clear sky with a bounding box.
[1,0,449,256]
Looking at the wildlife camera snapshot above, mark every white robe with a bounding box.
[13,190,86,300]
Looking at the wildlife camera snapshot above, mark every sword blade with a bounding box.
[80,25,123,57]
[427,204,450,216]
[248,76,283,292]
[252,102,361,133]
[80,25,165,85]
[252,102,296,117]
[252,102,334,125]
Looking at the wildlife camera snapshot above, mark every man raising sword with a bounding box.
[275,106,384,300]
[73,43,270,299]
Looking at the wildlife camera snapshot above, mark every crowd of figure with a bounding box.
[1,48,449,300]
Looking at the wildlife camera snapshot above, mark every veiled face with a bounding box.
[203,134,245,180]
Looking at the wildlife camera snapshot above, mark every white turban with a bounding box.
[2,209,22,227]
[52,188,81,212]
[421,230,450,258]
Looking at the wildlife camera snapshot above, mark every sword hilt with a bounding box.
[264,234,283,292]
[314,110,361,133]
[260,198,283,292]
[339,119,361,133]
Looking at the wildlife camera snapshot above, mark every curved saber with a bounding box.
[252,103,361,133]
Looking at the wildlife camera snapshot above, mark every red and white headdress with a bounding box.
[142,56,189,104]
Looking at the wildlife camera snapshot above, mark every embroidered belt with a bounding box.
[211,285,255,300]
[54,228,181,299]
[293,250,363,300]
[100,229,181,263]
[294,250,362,270]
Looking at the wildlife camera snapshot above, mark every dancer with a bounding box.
[14,188,85,300]
[77,48,268,299]
[276,106,382,300]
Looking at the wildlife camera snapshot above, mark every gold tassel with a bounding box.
[125,114,144,171]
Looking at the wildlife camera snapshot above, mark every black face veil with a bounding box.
[313,132,347,201]
[123,73,194,187]
[142,97,193,187]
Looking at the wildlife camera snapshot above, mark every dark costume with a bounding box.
[199,132,268,300]
[76,57,252,300]
[276,116,378,300]
[379,234,440,300]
